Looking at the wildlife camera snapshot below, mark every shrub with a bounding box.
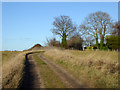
[105,35,120,50]
[101,46,108,50]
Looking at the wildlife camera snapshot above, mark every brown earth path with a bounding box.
[38,54,88,88]
[19,53,44,88]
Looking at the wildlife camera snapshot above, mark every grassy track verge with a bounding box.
[2,51,22,64]
[33,52,65,88]
[2,51,27,88]
[44,49,118,88]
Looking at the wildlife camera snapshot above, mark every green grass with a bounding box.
[33,53,65,88]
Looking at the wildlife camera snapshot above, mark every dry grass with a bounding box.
[2,51,21,64]
[44,48,118,88]
[2,51,28,88]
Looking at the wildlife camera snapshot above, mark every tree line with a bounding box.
[46,11,120,50]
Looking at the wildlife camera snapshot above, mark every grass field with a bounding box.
[2,51,26,88]
[44,48,118,88]
[1,48,119,88]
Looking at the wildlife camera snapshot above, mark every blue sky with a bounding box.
[2,2,118,51]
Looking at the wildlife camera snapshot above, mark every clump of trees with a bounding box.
[79,11,113,49]
[48,11,119,51]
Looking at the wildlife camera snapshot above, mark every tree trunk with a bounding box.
[96,34,99,49]
[100,25,106,49]
[100,35,104,49]
[96,37,99,49]
[62,32,67,48]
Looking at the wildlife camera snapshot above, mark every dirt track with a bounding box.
[39,54,88,88]
[20,52,88,88]
[19,53,44,88]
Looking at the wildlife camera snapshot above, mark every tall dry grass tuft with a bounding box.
[2,51,27,88]
[44,48,118,88]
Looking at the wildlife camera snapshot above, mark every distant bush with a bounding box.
[100,46,108,50]
[67,34,83,50]
[105,35,120,50]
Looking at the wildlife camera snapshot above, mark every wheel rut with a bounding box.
[38,54,88,88]
[19,52,88,88]
[19,53,44,88]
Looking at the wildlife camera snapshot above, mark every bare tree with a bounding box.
[79,11,113,49]
[112,21,120,36]
[46,37,56,46]
[51,15,76,48]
